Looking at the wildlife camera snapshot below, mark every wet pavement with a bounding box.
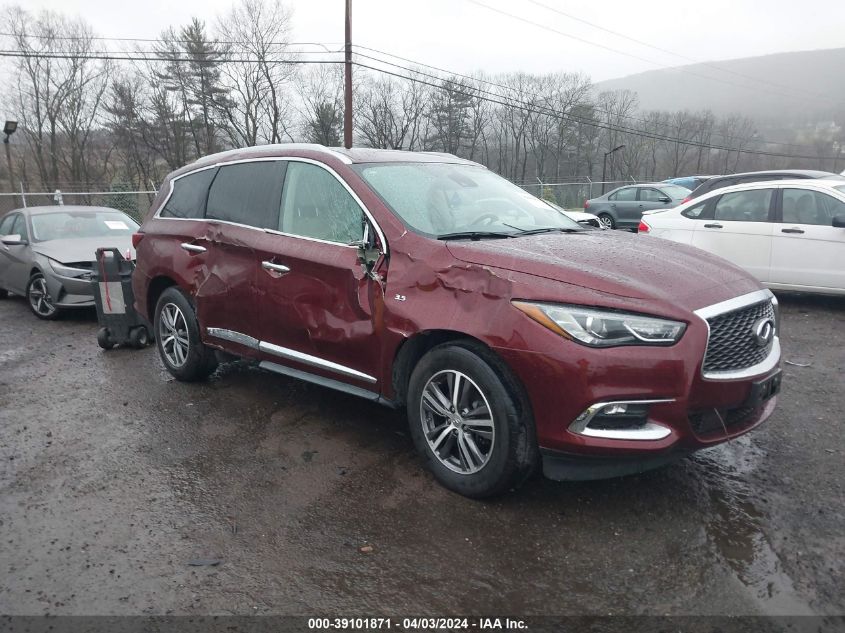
[0,292,843,618]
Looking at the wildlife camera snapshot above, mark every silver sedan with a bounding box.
[0,206,138,319]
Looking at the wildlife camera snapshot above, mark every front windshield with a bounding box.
[354,162,582,237]
[30,210,139,242]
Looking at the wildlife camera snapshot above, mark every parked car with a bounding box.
[0,206,139,319]
[545,201,605,229]
[133,144,782,498]
[584,183,690,230]
[639,179,845,296]
[684,169,845,203]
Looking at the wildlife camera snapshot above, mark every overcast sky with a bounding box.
[7,0,845,81]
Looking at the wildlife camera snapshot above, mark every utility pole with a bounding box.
[343,0,353,149]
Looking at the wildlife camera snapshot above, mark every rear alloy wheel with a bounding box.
[598,213,616,230]
[407,343,537,498]
[154,287,218,381]
[26,273,60,320]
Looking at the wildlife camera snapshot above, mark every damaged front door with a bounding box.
[254,160,384,389]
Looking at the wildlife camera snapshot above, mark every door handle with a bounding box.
[781,227,805,234]
[262,261,290,274]
[703,223,723,229]
[180,242,207,254]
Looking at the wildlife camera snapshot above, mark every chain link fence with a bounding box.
[0,189,157,223]
[519,179,642,210]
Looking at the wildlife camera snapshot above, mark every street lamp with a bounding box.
[601,144,625,195]
[4,120,17,194]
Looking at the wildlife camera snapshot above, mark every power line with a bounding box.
[352,45,821,151]
[0,30,342,49]
[353,61,840,161]
[464,0,837,106]
[0,50,342,64]
[3,22,832,147]
[523,0,837,101]
[0,45,835,160]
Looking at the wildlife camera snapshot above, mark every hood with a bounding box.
[446,230,757,309]
[32,236,135,264]
[563,210,599,222]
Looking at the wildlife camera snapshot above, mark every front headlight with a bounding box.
[48,259,91,279]
[512,301,686,347]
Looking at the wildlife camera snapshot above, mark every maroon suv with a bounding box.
[132,145,782,497]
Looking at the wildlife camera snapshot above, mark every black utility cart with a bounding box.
[92,247,151,349]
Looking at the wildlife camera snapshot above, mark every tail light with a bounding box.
[584,199,590,209]
[637,220,650,233]
[681,196,691,204]
[131,232,144,249]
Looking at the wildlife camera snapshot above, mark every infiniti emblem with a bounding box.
[752,317,775,347]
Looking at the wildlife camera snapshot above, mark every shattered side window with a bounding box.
[280,162,363,244]
[160,168,217,219]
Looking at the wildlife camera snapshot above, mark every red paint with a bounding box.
[133,146,780,470]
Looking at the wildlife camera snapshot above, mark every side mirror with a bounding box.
[1,234,27,246]
[833,215,845,228]
[353,221,382,277]
[658,196,671,203]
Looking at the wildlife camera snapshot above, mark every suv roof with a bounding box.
[177,144,482,176]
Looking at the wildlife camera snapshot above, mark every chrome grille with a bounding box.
[703,300,775,374]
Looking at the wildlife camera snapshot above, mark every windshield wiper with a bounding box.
[501,223,584,236]
[437,231,515,241]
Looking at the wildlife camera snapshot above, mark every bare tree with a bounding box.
[298,64,343,146]
[354,72,428,149]
[216,0,297,146]
[5,5,111,189]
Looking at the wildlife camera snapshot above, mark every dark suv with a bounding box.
[685,169,845,202]
[133,145,782,497]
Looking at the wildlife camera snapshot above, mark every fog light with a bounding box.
[569,399,674,441]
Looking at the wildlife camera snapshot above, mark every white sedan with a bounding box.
[638,179,845,296]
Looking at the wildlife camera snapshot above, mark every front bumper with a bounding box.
[493,292,781,478]
[44,270,96,308]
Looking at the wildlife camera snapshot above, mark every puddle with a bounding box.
[694,438,815,615]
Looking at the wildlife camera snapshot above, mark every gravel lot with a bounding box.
[1,292,843,620]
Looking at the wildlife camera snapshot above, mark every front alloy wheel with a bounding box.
[158,302,190,367]
[407,343,537,498]
[27,274,59,320]
[420,370,496,475]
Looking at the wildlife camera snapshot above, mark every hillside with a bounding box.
[595,48,845,124]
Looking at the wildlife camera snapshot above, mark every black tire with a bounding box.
[0,288,8,299]
[154,287,217,381]
[407,342,538,498]
[597,212,616,230]
[129,326,150,349]
[97,327,115,350]
[26,272,61,320]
